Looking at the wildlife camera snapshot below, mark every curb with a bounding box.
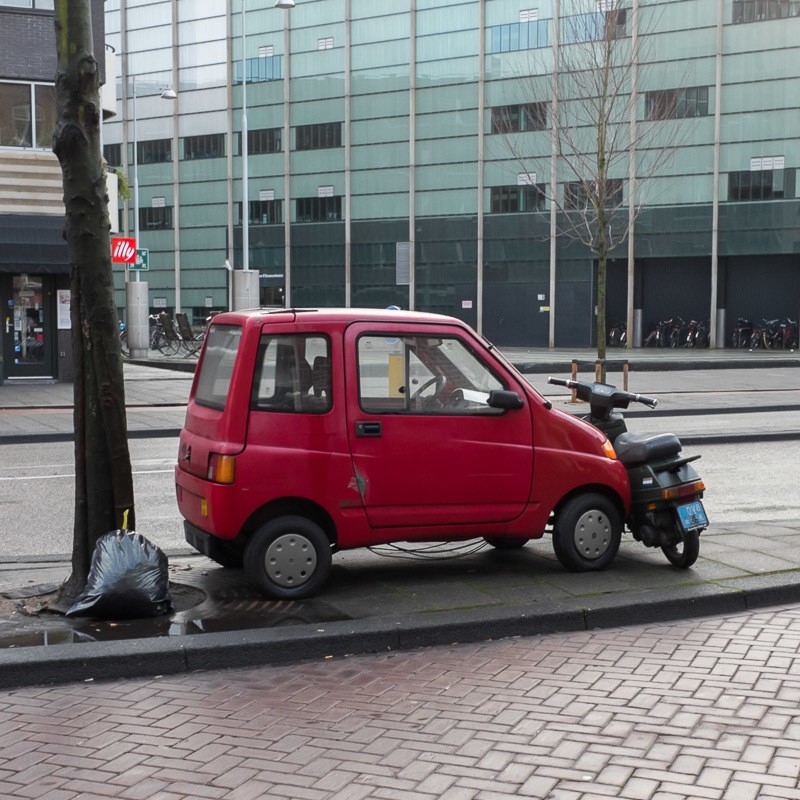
[3,576,800,690]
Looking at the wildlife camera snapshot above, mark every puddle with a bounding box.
[0,569,351,649]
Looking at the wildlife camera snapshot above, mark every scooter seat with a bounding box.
[614,432,682,466]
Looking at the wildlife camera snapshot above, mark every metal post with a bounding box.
[133,78,139,283]
[241,0,249,275]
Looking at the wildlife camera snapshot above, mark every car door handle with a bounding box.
[356,421,382,437]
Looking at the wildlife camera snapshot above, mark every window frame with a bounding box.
[564,179,624,210]
[356,333,507,417]
[295,122,342,151]
[250,333,332,415]
[183,132,225,160]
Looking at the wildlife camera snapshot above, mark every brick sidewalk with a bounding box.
[2,603,799,799]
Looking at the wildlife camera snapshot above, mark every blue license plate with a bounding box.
[677,500,708,531]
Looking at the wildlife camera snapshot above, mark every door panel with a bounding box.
[1,274,56,379]
[344,322,534,531]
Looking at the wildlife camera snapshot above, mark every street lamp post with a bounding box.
[275,0,294,307]
[126,77,176,358]
[233,0,293,311]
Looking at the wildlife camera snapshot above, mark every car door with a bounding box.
[344,322,534,530]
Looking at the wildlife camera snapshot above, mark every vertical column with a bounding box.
[283,10,292,307]
[408,0,416,311]
[344,0,352,307]
[476,0,486,335]
[711,0,724,347]
[626,0,639,348]
[171,0,181,314]
[548,0,560,348]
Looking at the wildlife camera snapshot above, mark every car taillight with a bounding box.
[207,453,235,484]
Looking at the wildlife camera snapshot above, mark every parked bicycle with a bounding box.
[119,321,129,358]
[730,317,752,349]
[643,318,676,347]
[608,320,627,347]
[684,319,709,348]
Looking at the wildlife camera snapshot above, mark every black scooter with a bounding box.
[548,377,708,568]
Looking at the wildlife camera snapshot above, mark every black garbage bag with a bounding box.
[66,530,173,619]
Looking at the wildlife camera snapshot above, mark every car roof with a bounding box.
[209,307,466,328]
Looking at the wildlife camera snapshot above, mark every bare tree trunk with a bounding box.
[53,1,136,605]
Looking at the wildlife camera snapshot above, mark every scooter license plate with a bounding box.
[677,500,708,531]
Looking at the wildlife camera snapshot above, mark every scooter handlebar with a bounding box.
[547,377,658,409]
[629,392,658,409]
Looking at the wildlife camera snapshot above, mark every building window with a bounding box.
[646,86,709,120]
[184,133,225,160]
[728,168,795,201]
[490,185,545,213]
[491,102,548,133]
[489,19,549,52]
[732,0,800,22]
[239,127,282,155]
[562,9,627,44]
[296,195,342,222]
[103,143,122,166]
[317,37,334,50]
[295,122,342,151]
[0,81,56,149]
[236,55,283,84]
[238,199,283,224]
[564,180,623,209]
[138,138,172,164]
[139,205,173,230]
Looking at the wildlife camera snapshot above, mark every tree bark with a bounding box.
[53,1,136,605]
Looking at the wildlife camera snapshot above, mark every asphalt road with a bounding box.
[2,433,798,559]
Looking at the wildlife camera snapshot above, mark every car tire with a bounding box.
[552,493,622,572]
[244,515,332,599]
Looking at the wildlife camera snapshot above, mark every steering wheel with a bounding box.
[411,375,444,401]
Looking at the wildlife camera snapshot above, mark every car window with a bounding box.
[357,333,505,415]
[251,334,331,414]
[194,324,242,410]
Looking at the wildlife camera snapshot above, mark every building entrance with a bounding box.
[1,273,56,380]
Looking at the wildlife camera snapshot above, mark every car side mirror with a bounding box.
[487,389,524,410]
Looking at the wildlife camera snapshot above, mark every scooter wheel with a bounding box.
[244,515,332,599]
[552,493,622,571]
[661,530,700,569]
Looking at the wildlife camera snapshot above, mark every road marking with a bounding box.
[0,469,174,481]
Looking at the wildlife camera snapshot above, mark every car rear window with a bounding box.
[194,324,242,409]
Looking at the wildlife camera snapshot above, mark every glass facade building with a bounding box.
[102,0,800,347]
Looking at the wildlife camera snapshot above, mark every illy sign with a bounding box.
[111,237,137,264]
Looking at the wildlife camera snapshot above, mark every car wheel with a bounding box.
[552,493,622,572]
[484,536,529,550]
[244,515,332,599]
[661,530,700,569]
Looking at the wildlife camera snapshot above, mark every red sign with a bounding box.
[111,237,137,264]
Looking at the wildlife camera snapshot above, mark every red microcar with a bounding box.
[175,308,630,598]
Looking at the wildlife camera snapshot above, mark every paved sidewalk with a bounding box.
[0,347,798,690]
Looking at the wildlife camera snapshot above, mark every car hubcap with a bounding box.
[265,533,317,588]
[573,510,611,559]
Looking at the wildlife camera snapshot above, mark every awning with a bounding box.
[0,214,68,275]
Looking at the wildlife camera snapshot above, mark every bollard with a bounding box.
[595,359,603,382]
[623,360,629,391]
[570,359,578,402]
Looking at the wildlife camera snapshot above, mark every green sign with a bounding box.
[131,248,149,271]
